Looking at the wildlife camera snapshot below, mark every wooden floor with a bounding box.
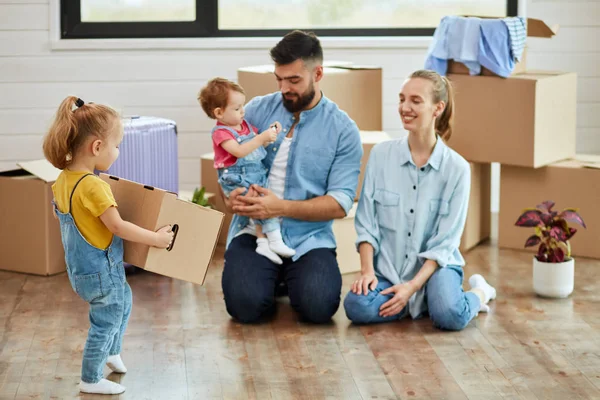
[1,233,600,399]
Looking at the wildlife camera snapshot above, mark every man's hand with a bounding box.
[221,187,247,213]
[233,185,283,220]
[379,282,417,318]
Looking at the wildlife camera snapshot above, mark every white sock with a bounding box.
[469,274,497,304]
[265,230,296,258]
[107,354,127,373]
[256,238,283,264]
[79,379,126,395]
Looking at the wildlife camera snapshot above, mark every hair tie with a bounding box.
[75,98,84,108]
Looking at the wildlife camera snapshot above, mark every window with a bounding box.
[61,0,518,39]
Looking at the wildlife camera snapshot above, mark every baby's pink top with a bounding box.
[212,120,258,168]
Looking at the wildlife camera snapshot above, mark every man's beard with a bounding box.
[282,82,316,113]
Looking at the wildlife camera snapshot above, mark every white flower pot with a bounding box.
[532,257,574,298]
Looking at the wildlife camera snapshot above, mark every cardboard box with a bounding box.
[448,71,577,168]
[206,192,233,246]
[448,48,528,77]
[498,155,600,259]
[200,152,219,194]
[461,162,491,252]
[333,202,360,275]
[100,174,225,285]
[238,63,382,131]
[357,131,392,200]
[0,160,65,276]
[447,17,557,77]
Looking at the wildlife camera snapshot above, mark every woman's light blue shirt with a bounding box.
[355,136,471,318]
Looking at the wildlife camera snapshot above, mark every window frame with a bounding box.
[61,0,518,40]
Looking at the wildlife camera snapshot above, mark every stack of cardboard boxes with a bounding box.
[200,62,495,274]
[447,17,598,260]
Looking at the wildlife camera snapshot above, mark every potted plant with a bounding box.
[190,186,213,209]
[514,200,586,298]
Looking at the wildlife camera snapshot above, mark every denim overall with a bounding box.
[212,122,279,233]
[53,174,132,384]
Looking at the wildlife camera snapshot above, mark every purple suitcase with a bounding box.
[106,116,179,194]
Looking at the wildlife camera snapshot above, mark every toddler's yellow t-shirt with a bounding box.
[52,169,118,250]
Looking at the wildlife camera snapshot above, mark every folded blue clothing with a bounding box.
[424,16,527,78]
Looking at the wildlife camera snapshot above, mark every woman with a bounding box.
[343,70,496,331]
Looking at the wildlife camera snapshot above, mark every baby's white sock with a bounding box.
[469,274,497,313]
[107,354,127,373]
[256,238,283,264]
[265,230,296,258]
[79,379,126,395]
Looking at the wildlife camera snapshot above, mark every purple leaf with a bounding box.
[540,212,553,226]
[524,235,541,248]
[537,200,555,212]
[549,226,567,241]
[565,227,577,239]
[559,209,587,229]
[515,210,543,227]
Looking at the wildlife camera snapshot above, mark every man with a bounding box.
[221,30,363,324]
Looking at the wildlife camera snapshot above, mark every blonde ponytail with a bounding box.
[42,96,120,169]
[436,76,454,141]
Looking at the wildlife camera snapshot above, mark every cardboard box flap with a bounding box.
[527,18,558,38]
[14,159,61,183]
[553,156,600,170]
[238,62,380,74]
[145,194,224,285]
[328,64,381,71]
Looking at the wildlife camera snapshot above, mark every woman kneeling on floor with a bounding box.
[343,69,496,330]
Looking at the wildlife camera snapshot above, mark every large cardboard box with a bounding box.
[0,160,65,276]
[100,174,225,285]
[238,63,382,131]
[333,202,360,275]
[448,71,577,168]
[461,163,491,252]
[447,17,557,77]
[357,131,392,200]
[498,156,600,260]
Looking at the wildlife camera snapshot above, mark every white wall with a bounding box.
[1,0,598,213]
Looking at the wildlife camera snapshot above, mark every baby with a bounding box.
[198,77,295,264]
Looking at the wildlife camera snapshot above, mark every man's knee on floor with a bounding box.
[296,295,340,324]
[224,290,275,324]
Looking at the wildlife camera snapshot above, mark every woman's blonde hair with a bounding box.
[43,96,121,169]
[409,70,455,141]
